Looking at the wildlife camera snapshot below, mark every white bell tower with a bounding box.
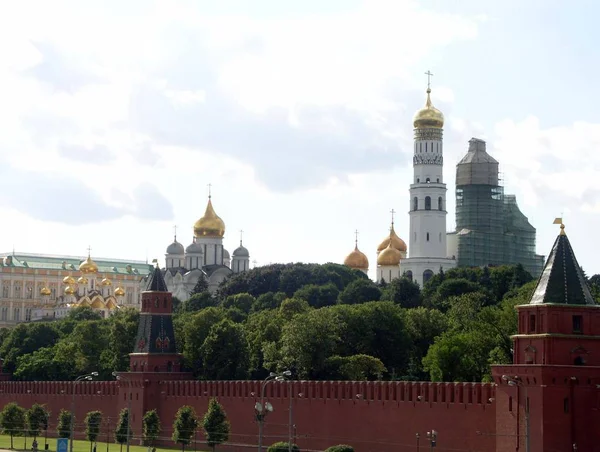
[401,71,456,286]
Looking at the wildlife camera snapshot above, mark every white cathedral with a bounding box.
[157,195,250,300]
[344,81,456,286]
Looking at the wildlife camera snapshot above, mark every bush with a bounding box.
[267,442,300,452]
[325,446,354,452]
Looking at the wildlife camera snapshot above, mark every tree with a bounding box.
[182,307,227,375]
[200,319,250,380]
[337,279,381,305]
[0,323,60,374]
[202,398,230,451]
[84,411,103,452]
[26,404,49,440]
[325,446,354,452]
[1,402,26,449]
[221,293,256,313]
[172,406,199,452]
[191,276,209,295]
[142,410,161,448]
[380,277,421,308]
[267,442,299,452]
[279,298,311,320]
[325,354,387,381]
[181,292,217,313]
[114,408,131,452]
[56,409,72,439]
[294,283,339,308]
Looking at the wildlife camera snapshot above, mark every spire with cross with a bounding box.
[390,209,396,227]
[87,245,92,257]
[239,229,244,246]
[425,70,433,90]
[207,183,212,199]
[173,225,178,241]
[354,229,359,247]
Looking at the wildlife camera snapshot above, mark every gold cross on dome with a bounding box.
[207,183,212,198]
[425,70,434,89]
[354,229,359,246]
[390,209,396,225]
[87,245,92,257]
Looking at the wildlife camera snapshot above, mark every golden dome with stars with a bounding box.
[193,197,225,238]
[413,88,444,129]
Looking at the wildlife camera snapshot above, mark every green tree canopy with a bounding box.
[114,408,132,450]
[294,283,340,308]
[142,410,161,447]
[172,406,199,451]
[200,319,249,380]
[56,409,72,439]
[26,404,49,439]
[1,402,26,448]
[267,442,299,452]
[202,398,230,451]
[380,277,421,308]
[337,279,381,305]
[221,293,255,313]
[84,411,103,450]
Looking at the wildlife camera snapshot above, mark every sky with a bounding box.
[0,0,599,278]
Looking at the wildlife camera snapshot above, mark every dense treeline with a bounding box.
[2,263,599,383]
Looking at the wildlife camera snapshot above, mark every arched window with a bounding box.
[426,178,430,183]
[413,197,418,211]
[425,196,431,210]
[423,269,434,284]
[439,232,442,242]
[404,271,413,281]
[574,356,585,366]
[438,196,443,210]
[436,178,440,183]
[416,178,420,183]
[167,361,173,372]
[426,232,430,241]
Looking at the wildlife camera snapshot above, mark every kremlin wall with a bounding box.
[0,224,599,452]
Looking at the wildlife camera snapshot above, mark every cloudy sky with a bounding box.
[1,0,598,278]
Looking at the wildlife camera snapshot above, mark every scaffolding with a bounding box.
[454,139,544,277]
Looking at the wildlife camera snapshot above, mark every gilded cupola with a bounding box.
[193,196,226,238]
[114,286,125,297]
[77,276,88,285]
[377,242,402,266]
[40,286,51,296]
[344,232,369,271]
[377,225,407,254]
[64,285,76,295]
[63,275,75,285]
[413,88,444,129]
[79,254,98,274]
[101,277,112,286]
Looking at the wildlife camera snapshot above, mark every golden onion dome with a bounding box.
[377,243,402,266]
[40,286,51,296]
[63,275,76,285]
[377,226,407,253]
[77,276,88,285]
[101,277,112,286]
[114,286,125,296]
[344,245,369,270]
[79,255,98,274]
[193,197,225,238]
[64,285,76,295]
[413,88,444,129]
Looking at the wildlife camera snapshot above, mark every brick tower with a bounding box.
[117,264,191,442]
[493,223,600,451]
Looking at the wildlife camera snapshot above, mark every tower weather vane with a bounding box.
[425,70,433,90]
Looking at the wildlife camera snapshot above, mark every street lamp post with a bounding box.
[502,375,529,452]
[255,370,292,452]
[70,373,98,452]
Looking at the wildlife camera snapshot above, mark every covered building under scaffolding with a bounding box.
[447,138,545,277]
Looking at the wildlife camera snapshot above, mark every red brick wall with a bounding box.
[0,379,497,452]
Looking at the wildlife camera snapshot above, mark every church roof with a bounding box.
[530,226,595,305]
[146,265,169,292]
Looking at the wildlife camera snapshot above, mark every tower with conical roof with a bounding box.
[492,221,600,452]
[400,72,456,286]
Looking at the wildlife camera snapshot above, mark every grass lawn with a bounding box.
[0,435,207,452]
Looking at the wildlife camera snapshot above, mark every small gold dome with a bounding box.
[79,256,98,274]
[193,198,225,238]
[40,286,51,296]
[413,88,444,129]
[64,285,76,295]
[377,243,402,266]
[101,278,112,286]
[377,226,407,253]
[63,275,75,285]
[77,276,88,285]
[114,286,125,296]
[344,245,369,270]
